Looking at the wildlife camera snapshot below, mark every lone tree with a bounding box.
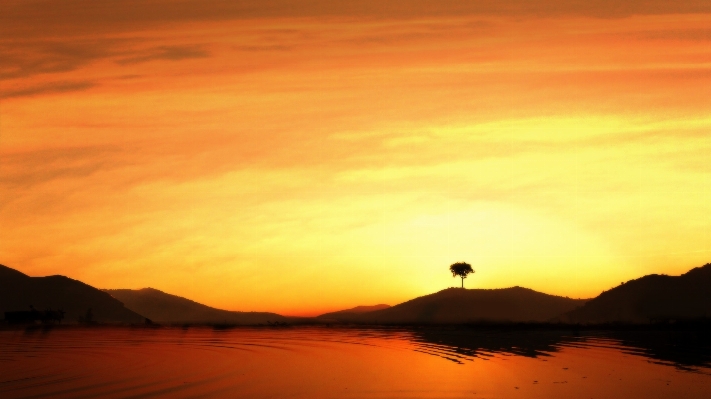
[449,262,474,288]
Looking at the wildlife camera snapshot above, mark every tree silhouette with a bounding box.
[450,262,474,288]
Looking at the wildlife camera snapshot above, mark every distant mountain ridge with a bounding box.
[4,262,711,326]
[560,263,711,324]
[0,264,144,324]
[104,288,287,325]
[317,304,390,320]
[339,287,588,324]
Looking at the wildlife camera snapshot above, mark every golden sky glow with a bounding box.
[1,1,710,315]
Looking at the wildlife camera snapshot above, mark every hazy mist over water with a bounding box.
[1,327,710,398]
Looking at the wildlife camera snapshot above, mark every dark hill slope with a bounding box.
[0,264,145,324]
[561,263,711,324]
[351,287,587,324]
[317,304,390,320]
[104,288,287,325]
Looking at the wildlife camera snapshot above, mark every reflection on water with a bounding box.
[409,327,711,370]
[1,326,710,398]
[411,328,579,362]
[602,329,711,371]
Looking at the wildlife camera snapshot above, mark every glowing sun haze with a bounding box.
[1,1,710,316]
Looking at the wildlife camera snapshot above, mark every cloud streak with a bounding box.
[0,40,111,79]
[116,45,210,65]
[1,80,96,98]
[1,39,209,81]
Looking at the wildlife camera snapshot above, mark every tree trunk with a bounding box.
[461,277,464,288]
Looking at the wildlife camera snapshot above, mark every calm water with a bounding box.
[1,326,710,398]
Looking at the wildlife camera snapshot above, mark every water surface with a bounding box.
[1,326,710,398]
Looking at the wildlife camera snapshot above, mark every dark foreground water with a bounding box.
[1,326,710,398]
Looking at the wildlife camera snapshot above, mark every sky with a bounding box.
[1,1,710,316]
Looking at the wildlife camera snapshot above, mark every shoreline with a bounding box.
[3,319,711,332]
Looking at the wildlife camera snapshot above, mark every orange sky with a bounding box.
[1,1,710,316]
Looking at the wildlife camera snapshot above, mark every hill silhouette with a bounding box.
[5,261,711,326]
[346,287,588,324]
[0,264,145,324]
[560,263,711,324]
[317,304,390,320]
[104,288,288,325]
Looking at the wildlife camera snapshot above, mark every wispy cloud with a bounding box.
[1,40,209,80]
[632,28,711,41]
[0,145,122,189]
[1,80,95,98]
[0,40,113,79]
[115,45,209,65]
[233,44,293,52]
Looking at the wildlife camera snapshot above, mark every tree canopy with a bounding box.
[449,262,474,288]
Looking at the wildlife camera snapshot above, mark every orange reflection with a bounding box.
[1,327,710,398]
